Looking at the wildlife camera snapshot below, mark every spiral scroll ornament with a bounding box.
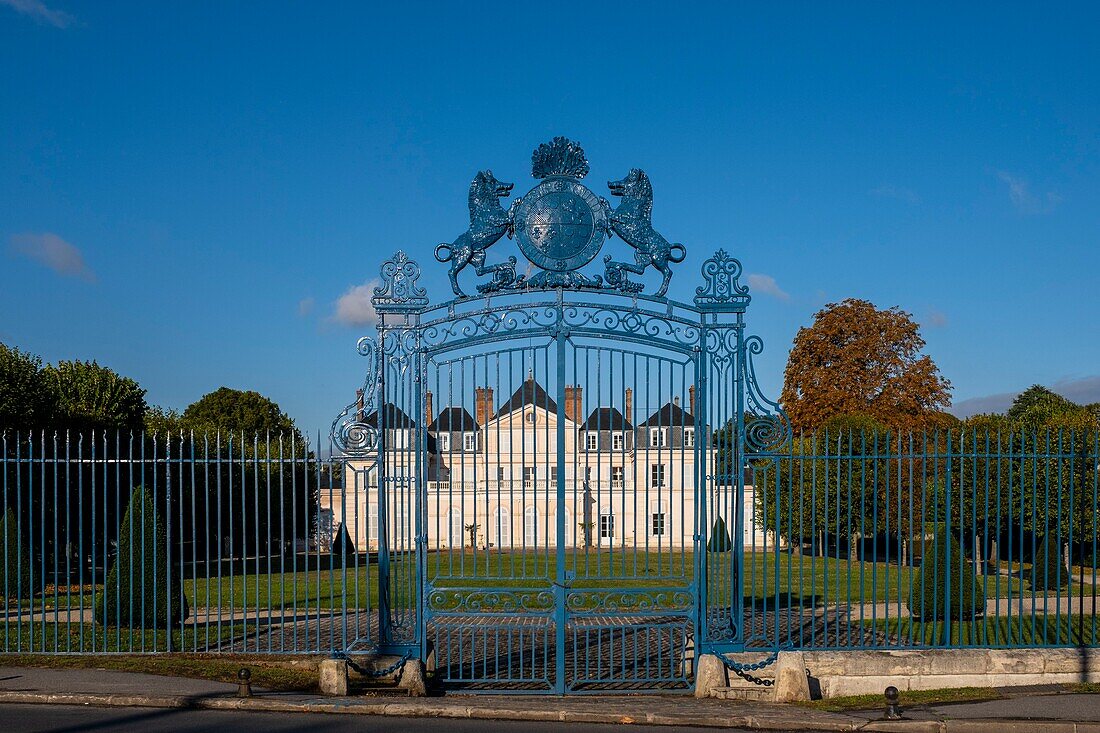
[330,335,380,457]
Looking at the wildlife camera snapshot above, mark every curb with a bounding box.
[1,691,1099,732]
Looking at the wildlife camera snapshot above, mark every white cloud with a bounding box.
[870,184,921,205]
[747,273,789,300]
[0,0,74,28]
[8,232,95,281]
[996,170,1061,214]
[297,297,315,317]
[924,309,948,328]
[333,279,380,326]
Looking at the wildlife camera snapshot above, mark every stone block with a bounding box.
[397,658,428,697]
[318,658,348,696]
[773,651,810,702]
[694,654,728,698]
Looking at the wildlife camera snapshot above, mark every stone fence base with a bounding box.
[697,647,1100,701]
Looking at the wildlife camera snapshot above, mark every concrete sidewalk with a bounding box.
[0,665,1098,732]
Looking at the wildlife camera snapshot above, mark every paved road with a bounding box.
[0,704,795,733]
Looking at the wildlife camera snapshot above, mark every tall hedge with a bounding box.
[1030,534,1070,591]
[912,533,983,621]
[94,487,189,628]
[1,508,32,601]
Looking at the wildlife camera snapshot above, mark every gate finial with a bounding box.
[374,250,428,310]
[694,249,750,312]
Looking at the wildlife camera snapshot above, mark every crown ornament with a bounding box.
[530,136,590,180]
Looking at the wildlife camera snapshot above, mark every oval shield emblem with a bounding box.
[513,177,608,272]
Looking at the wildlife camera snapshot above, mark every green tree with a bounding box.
[45,360,146,432]
[182,387,299,437]
[1007,385,1080,429]
[94,486,190,628]
[780,299,952,431]
[1,508,33,601]
[0,343,57,429]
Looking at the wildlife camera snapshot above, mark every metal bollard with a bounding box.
[237,668,253,698]
[884,686,901,720]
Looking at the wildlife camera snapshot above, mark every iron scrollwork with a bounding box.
[373,249,428,309]
[743,335,792,453]
[428,589,555,614]
[330,335,380,457]
[694,248,750,311]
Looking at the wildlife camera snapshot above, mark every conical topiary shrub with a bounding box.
[708,516,732,552]
[1,507,32,602]
[331,523,357,557]
[912,533,983,621]
[94,487,189,628]
[1030,534,1070,591]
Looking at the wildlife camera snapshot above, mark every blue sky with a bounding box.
[2,1,1098,430]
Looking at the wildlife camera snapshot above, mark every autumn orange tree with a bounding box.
[780,299,952,431]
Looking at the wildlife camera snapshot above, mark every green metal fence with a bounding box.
[748,427,1100,650]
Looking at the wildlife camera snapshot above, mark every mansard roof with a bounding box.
[361,403,416,428]
[579,407,632,431]
[495,377,558,418]
[637,402,695,428]
[428,406,478,433]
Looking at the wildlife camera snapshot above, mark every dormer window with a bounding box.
[438,434,450,452]
[683,428,695,448]
[649,428,666,448]
[612,432,625,451]
[585,432,598,451]
[463,432,476,451]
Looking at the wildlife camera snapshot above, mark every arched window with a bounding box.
[493,506,511,548]
[524,506,539,547]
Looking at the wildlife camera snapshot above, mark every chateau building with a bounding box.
[320,375,761,553]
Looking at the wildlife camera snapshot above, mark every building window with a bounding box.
[612,432,625,451]
[524,506,539,546]
[651,463,665,488]
[611,466,624,487]
[493,506,510,548]
[463,432,476,451]
[649,428,665,448]
[368,504,379,541]
[600,513,615,539]
[497,466,506,481]
[585,432,598,451]
[448,507,463,548]
[523,466,536,487]
[550,466,558,487]
[651,512,666,536]
[437,434,450,452]
[683,428,695,448]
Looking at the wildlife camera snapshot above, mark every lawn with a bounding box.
[5,550,1092,615]
[869,613,1100,646]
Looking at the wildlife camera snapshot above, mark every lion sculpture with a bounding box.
[604,168,686,297]
[435,170,515,297]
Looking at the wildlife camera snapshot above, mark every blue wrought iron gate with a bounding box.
[330,138,787,692]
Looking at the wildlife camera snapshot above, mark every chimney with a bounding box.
[688,385,695,415]
[475,387,494,427]
[425,390,434,426]
[624,388,632,424]
[356,389,365,421]
[673,396,680,408]
[564,385,582,423]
